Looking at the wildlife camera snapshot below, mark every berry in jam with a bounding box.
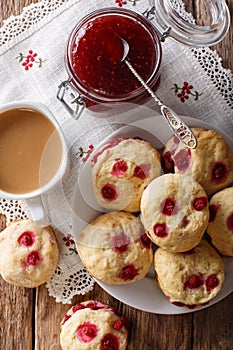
[161,151,175,174]
[153,223,169,238]
[100,333,119,350]
[72,304,85,313]
[18,231,35,247]
[205,274,219,292]
[76,322,99,343]
[133,164,150,179]
[140,233,151,249]
[119,263,138,281]
[227,213,233,231]
[209,204,220,222]
[26,250,42,266]
[193,197,208,211]
[111,232,130,253]
[112,159,128,177]
[62,314,71,325]
[184,274,204,290]
[173,149,192,172]
[211,162,227,184]
[160,198,178,216]
[101,183,118,201]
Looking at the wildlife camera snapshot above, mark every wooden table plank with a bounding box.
[193,295,233,350]
[0,215,33,350]
[35,284,233,350]
[0,279,34,350]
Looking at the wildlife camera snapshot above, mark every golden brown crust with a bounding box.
[78,212,153,284]
[207,187,233,256]
[60,300,128,350]
[92,138,161,212]
[154,240,224,305]
[140,174,209,252]
[163,128,233,196]
[0,219,59,288]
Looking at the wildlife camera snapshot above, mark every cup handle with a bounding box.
[27,196,50,227]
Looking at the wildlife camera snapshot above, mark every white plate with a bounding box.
[72,115,233,314]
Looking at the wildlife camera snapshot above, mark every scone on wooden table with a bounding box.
[0,219,59,288]
[162,128,233,196]
[140,173,209,252]
[60,300,128,350]
[154,240,224,306]
[77,211,153,284]
[207,187,233,257]
[91,137,161,212]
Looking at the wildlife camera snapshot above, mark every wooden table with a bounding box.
[0,1,232,349]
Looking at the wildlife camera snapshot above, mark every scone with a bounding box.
[162,128,233,196]
[77,211,153,284]
[91,137,161,212]
[207,187,233,256]
[154,240,225,306]
[140,173,209,252]
[0,219,59,287]
[60,300,128,350]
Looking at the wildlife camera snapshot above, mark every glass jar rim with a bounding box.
[149,0,230,47]
[66,7,162,103]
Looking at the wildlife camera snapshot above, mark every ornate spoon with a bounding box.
[120,38,197,149]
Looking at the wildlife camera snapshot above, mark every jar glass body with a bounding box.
[64,8,162,113]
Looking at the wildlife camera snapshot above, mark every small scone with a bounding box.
[207,187,233,256]
[91,137,161,212]
[60,300,128,350]
[77,211,153,284]
[154,240,225,306]
[0,219,59,287]
[162,128,233,196]
[140,173,209,252]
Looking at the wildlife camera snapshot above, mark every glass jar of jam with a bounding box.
[58,7,162,118]
[57,1,230,119]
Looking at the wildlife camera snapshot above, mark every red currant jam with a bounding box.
[67,9,161,106]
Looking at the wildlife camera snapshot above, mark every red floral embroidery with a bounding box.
[172,81,202,102]
[63,234,78,255]
[63,234,75,246]
[16,50,45,70]
[76,144,94,163]
[115,0,139,7]
[115,0,127,6]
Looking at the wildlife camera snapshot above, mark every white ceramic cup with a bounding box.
[0,101,68,227]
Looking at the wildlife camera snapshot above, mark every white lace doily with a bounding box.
[0,0,232,304]
[0,198,29,224]
[0,0,79,47]
[192,47,233,108]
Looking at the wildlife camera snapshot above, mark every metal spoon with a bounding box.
[121,38,197,149]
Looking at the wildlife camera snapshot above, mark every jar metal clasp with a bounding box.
[143,3,171,42]
[57,79,86,120]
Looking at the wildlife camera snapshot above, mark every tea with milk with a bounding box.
[0,108,63,194]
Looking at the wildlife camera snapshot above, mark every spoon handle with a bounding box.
[124,59,197,149]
